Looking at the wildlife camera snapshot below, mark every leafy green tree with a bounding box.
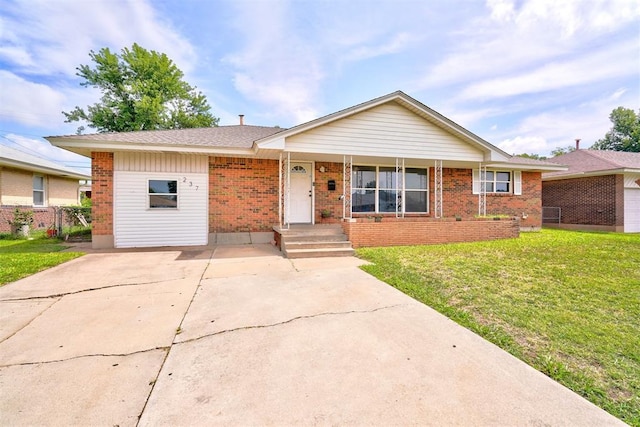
[591,107,640,152]
[516,153,547,160]
[550,146,576,157]
[63,43,218,133]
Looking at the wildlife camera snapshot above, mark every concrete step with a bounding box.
[283,241,353,250]
[284,247,356,258]
[282,234,348,243]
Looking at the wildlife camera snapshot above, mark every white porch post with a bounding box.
[278,153,282,228]
[434,159,443,218]
[343,155,352,219]
[396,157,405,218]
[479,162,487,216]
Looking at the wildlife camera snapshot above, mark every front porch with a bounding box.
[273,216,520,257]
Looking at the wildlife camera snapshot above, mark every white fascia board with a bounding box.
[543,168,639,181]
[49,139,255,157]
[486,162,568,172]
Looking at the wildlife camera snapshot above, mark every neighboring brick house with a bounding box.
[48,91,564,250]
[0,144,90,233]
[542,150,640,233]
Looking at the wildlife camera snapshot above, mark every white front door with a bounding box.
[289,162,313,223]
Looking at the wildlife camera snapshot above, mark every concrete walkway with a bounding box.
[0,244,624,426]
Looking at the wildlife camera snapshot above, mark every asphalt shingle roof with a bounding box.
[48,125,286,149]
[544,150,640,177]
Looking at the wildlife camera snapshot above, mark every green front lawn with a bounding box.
[357,229,640,426]
[0,238,85,286]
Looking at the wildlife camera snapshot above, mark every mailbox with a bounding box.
[328,180,336,191]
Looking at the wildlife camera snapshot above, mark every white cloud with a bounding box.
[458,39,638,100]
[1,0,197,77]
[0,71,66,127]
[495,88,637,156]
[420,0,640,89]
[498,135,548,154]
[222,1,324,123]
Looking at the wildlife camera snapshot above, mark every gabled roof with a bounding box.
[0,144,90,180]
[543,150,640,180]
[255,91,511,162]
[46,125,285,157]
[45,91,565,172]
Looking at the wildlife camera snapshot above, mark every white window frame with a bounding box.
[148,179,179,209]
[33,175,45,207]
[473,170,522,195]
[352,165,429,214]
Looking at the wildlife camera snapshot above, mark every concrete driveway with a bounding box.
[0,244,624,426]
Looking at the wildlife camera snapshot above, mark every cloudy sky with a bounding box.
[1,0,638,173]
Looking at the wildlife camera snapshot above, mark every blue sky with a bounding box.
[1,0,638,173]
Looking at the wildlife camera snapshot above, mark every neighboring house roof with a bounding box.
[543,150,640,180]
[46,90,564,172]
[0,144,90,180]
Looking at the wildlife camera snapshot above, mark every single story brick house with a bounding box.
[542,149,640,233]
[48,91,564,251]
[0,144,90,233]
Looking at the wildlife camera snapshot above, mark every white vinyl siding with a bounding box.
[286,103,484,161]
[624,188,640,233]
[114,153,208,248]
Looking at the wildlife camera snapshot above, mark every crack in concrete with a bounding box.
[174,303,406,346]
[0,276,188,302]
[0,346,170,368]
[136,247,215,426]
[0,297,61,345]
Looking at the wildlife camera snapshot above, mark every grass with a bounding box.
[357,229,640,426]
[0,237,85,286]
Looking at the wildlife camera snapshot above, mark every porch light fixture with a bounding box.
[319,166,326,173]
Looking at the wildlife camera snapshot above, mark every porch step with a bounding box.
[284,247,356,259]
[277,224,355,258]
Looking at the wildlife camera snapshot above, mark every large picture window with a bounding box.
[149,180,178,209]
[352,166,428,213]
[33,175,45,206]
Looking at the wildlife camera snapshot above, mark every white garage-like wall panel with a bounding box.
[114,152,208,248]
[624,174,640,233]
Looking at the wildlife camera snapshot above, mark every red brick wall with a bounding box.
[343,217,520,248]
[542,175,623,227]
[91,152,114,236]
[209,157,279,232]
[314,162,344,223]
[439,169,542,228]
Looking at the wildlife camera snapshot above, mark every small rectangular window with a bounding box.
[149,179,178,209]
[33,175,45,206]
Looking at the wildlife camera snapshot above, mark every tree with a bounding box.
[516,153,547,160]
[550,146,576,157]
[63,43,218,133]
[591,107,640,152]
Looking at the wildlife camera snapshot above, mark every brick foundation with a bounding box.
[342,217,520,248]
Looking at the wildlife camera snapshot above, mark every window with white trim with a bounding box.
[148,180,178,208]
[473,170,522,195]
[352,166,429,213]
[33,175,45,206]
